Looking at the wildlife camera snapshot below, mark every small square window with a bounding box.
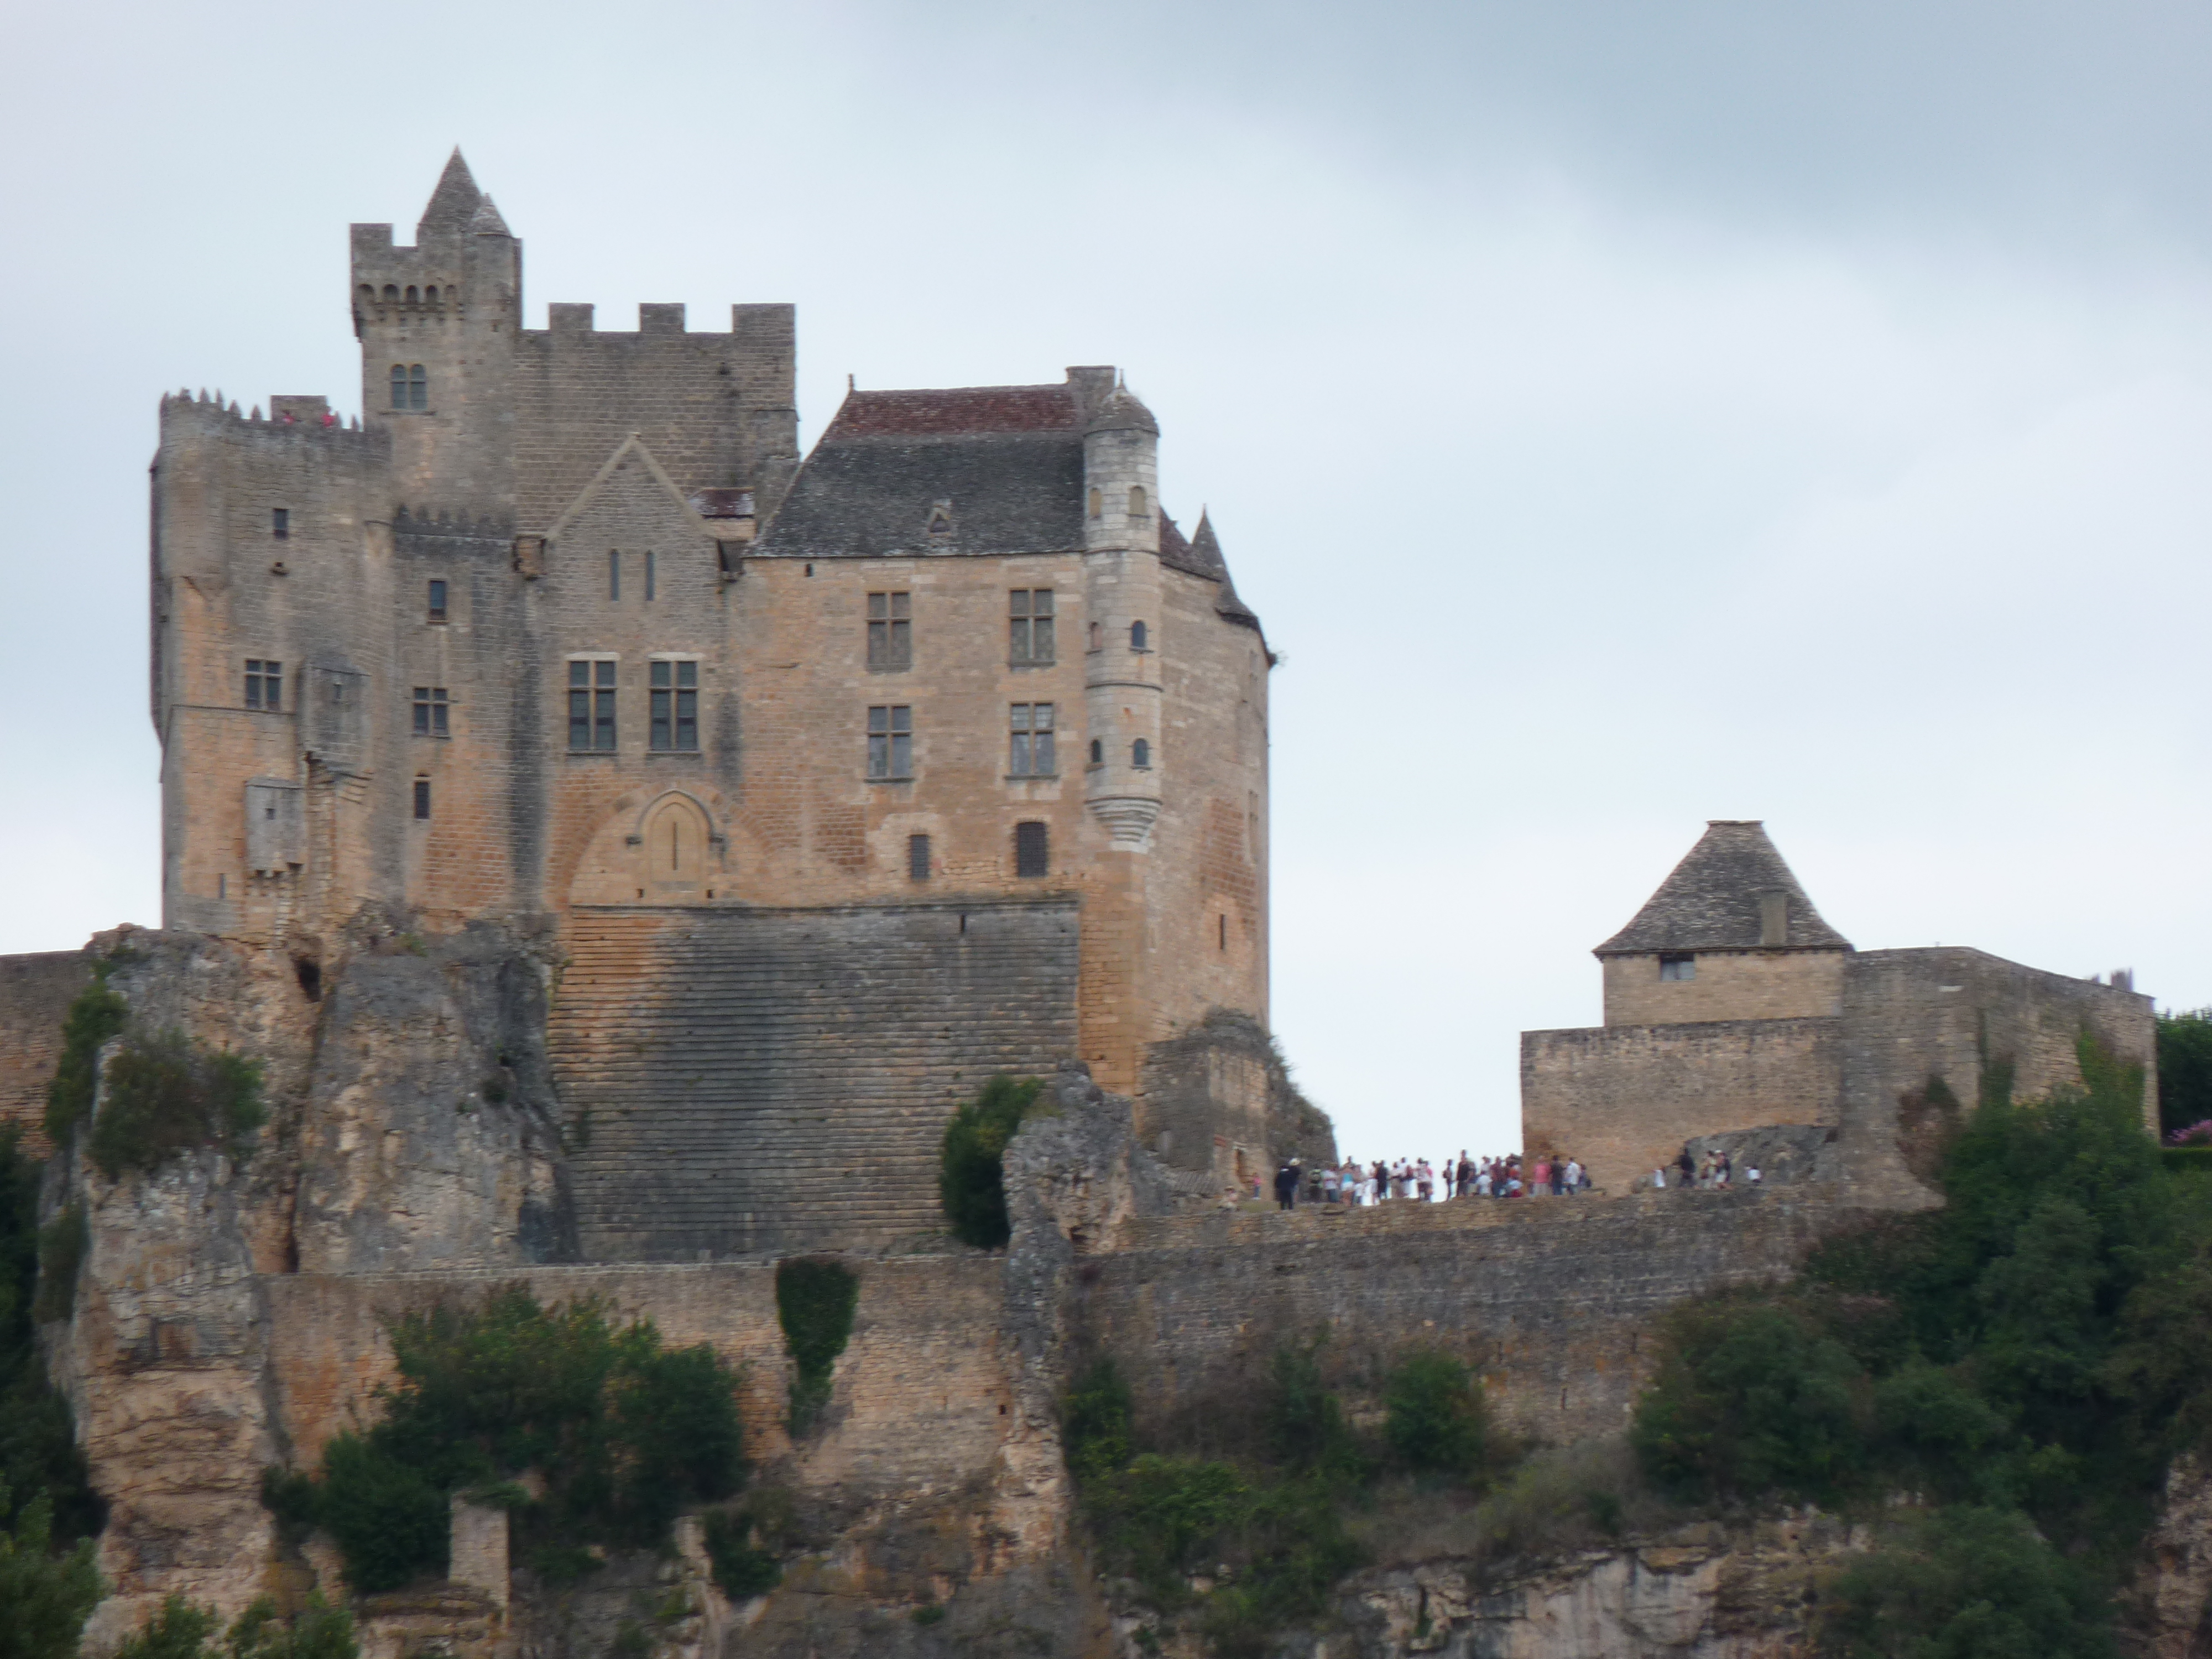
[1659,953,1696,982]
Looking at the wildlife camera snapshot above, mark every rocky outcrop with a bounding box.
[39,922,577,1650]
[2130,1454,2212,1659]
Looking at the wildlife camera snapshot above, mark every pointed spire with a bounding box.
[417,148,483,238]
[1191,508,1220,561]
[468,193,510,237]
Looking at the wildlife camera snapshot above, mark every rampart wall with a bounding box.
[1520,1018,1841,1191]
[1091,1187,1861,1444]
[257,1255,1018,1503]
[0,950,90,1151]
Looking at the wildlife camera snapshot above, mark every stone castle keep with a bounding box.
[149,150,1284,1250]
[0,155,2170,1657]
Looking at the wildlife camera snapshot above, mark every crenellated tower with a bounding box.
[350,149,521,517]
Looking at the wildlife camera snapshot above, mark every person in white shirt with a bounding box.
[1564,1158,1584,1194]
[1652,1167,1667,1190]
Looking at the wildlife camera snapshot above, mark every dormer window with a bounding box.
[1659,953,1696,982]
[926,501,954,538]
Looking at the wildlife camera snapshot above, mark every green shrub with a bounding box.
[1265,1340,1365,1481]
[938,1076,1044,1248]
[87,1031,265,1178]
[114,1594,357,1659]
[2158,1009,2212,1139]
[1086,1454,1249,1604]
[30,1204,86,1327]
[775,1259,858,1436]
[1383,1351,1488,1483]
[0,1488,103,1659]
[43,980,126,1145]
[315,1433,448,1592]
[1818,1506,2110,1659]
[1631,1297,1870,1504]
[1062,1359,1134,1483]
[272,1288,745,1592]
[2162,1146,2212,1173]
[701,1507,781,1599]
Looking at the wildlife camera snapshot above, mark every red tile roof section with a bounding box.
[823,385,1080,439]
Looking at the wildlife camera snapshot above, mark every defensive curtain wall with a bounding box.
[1524,947,2157,1192]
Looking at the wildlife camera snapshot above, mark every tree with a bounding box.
[0,1488,103,1659]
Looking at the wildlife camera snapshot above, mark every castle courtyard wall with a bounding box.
[1521,1017,1841,1191]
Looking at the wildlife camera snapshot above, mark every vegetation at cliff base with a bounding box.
[0,1128,103,1550]
[1630,1034,2212,1654]
[113,1594,356,1659]
[0,1487,102,1659]
[1065,1340,1492,1657]
[775,1257,858,1436]
[2158,1008,2212,1139]
[938,1074,1044,1248]
[263,1287,746,1593]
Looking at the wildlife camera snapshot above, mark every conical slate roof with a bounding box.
[1597,821,1851,956]
[418,149,483,237]
[1084,385,1157,435]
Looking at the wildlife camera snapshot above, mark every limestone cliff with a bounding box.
[40,922,575,1648]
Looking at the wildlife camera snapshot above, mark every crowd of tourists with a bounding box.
[1266,1152,1595,1210]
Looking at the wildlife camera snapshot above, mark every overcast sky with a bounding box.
[6,0,2210,1165]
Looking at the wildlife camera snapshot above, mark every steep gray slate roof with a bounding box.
[753,385,1086,559]
[1597,821,1851,956]
[753,386,1264,642]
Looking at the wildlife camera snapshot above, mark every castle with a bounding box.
[0,155,2178,1658]
[146,152,1287,1254]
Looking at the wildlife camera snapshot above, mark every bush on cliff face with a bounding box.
[42,978,126,1146]
[114,1594,356,1659]
[1631,1034,2211,1652]
[2158,1009,2212,1140]
[269,1288,747,1592]
[1065,1339,1367,1656]
[1383,1351,1491,1484]
[938,1074,1044,1249]
[1818,1506,2110,1659]
[87,1031,265,1179]
[775,1257,858,1436]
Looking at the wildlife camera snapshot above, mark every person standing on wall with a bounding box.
[1275,1160,1299,1211]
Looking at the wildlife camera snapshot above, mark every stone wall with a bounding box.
[1831,947,2158,1187]
[1088,1187,1864,1446]
[1520,1018,1841,1193]
[1600,948,1846,1026]
[549,900,1081,1259]
[0,950,89,1150]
